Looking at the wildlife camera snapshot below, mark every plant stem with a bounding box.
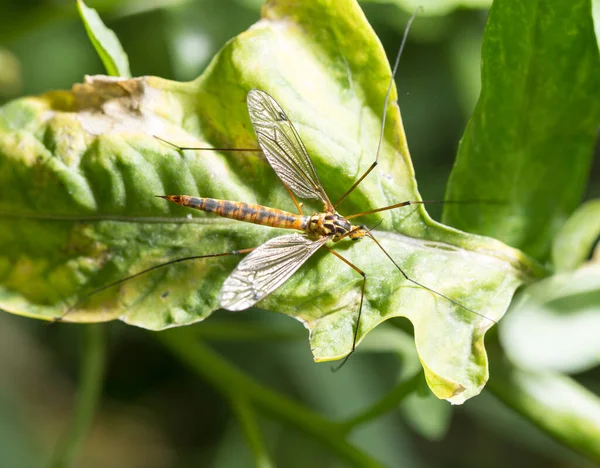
[342,371,422,432]
[158,329,385,468]
[487,346,600,464]
[231,397,274,468]
[194,322,301,342]
[49,325,106,468]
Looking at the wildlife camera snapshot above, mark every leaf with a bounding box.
[502,201,600,374]
[0,0,540,403]
[552,199,600,273]
[594,0,600,48]
[360,0,492,16]
[443,0,600,262]
[76,0,131,78]
[500,264,600,374]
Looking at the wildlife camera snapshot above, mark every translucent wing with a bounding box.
[247,89,333,209]
[219,234,329,311]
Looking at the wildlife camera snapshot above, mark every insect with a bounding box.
[63,13,494,366]
[151,86,494,366]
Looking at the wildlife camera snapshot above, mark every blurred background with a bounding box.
[0,0,598,466]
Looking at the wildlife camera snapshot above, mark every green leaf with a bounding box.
[76,0,131,78]
[500,263,600,373]
[594,0,600,48]
[443,0,600,262]
[359,0,492,16]
[552,199,600,272]
[0,0,540,403]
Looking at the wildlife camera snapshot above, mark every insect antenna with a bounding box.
[332,221,495,373]
[345,199,504,220]
[333,7,421,210]
[54,248,255,323]
[363,228,497,325]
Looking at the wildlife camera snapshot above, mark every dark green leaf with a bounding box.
[443,0,600,261]
[0,0,540,402]
[593,0,600,48]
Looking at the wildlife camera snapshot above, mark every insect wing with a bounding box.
[219,234,328,311]
[247,89,333,209]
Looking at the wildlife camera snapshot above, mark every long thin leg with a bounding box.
[283,184,304,215]
[54,247,256,323]
[155,135,304,214]
[154,135,262,152]
[325,247,367,372]
[333,9,419,209]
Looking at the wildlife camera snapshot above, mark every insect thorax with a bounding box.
[306,212,362,241]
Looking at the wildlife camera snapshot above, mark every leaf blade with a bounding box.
[0,0,540,403]
[77,0,131,78]
[443,0,600,261]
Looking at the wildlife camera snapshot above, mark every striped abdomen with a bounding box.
[160,195,307,230]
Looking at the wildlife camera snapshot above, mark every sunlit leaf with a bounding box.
[0,0,539,403]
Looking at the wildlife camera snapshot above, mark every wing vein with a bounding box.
[219,234,329,310]
[247,89,333,209]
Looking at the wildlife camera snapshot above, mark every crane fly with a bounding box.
[62,13,495,366]
[64,85,493,366]
[159,88,492,367]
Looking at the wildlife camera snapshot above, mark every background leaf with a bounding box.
[500,264,600,373]
[552,199,600,272]
[443,0,600,262]
[77,0,131,78]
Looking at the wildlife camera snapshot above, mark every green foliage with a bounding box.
[552,199,600,272]
[361,0,492,16]
[0,0,599,466]
[0,0,538,404]
[489,350,600,463]
[501,202,600,376]
[76,0,131,78]
[444,0,600,262]
[501,262,600,374]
